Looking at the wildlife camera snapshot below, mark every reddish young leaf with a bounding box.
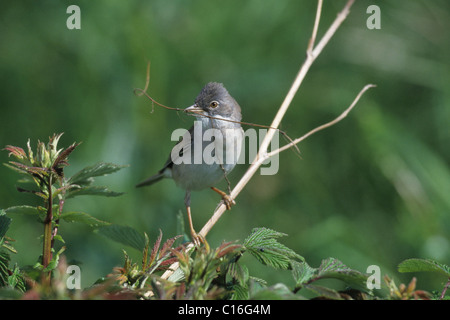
[146,230,163,270]
[159,235,182,259]
[8,161,48,178]
[52,142,80,178]
[4,145,27,159]
[215,242,242,258]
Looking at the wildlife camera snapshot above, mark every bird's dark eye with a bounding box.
[209,101,219,108]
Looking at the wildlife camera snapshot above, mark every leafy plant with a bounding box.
[1,134,445,301]
[100,226,373,300]
[3,133,126,287]
[0,210,27,296]
[106,227,182,291]
[99,225,241,299]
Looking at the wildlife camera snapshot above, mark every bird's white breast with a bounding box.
[171,118,243,191]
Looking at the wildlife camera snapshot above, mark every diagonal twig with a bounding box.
[266,83,376,159]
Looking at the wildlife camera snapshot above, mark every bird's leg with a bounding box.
[185,191,205,246]
[211,186,236,210]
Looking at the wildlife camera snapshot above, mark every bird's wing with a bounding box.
[167,125,194,167]
[136,125,194,188]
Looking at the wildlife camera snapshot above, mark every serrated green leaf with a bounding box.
[398,258,450,278]
[230,283,249,300]
[293,258,368,291]
[68,162,128,186]
[292,260,316,286]
[228,262,249,287]
[60,211,110,227]
[318,257,351,275]
[65,185,124,199]
[0,250,10,287]
[249,249,292,269]
[244,227,304,270]
[4,205,39,216]
[316,258,368,289]
[97,224,146,251]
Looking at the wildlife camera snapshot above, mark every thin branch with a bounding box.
[134,88,183,112]
[266,84,376,158]
[312,0,355,59]
[307,0,323,54]
[258,0,355,159]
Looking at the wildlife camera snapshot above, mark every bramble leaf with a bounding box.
[97,224,146,251]
[292,260,316,286]
[60,211,110,227]
[398,258,450,278]
[65,185,124,198]
[68,162,128,186]
[243,227,304,270]
[293,258,368,292]
[315,257,368,289]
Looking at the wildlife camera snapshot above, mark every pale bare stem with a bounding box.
[312,0,355,59]
[161,0,357,281]
[266,84,376,158]
[307,0,323,54]
[256,0,354,163]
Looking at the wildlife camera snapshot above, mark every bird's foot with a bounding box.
[191,231,205,247]
[221,193,236,210]
[190,230,210,252]
[211,187,236,210]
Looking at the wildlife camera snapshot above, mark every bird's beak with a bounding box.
[184,104,205,115]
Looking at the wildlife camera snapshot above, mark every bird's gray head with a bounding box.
[191,82,242,122]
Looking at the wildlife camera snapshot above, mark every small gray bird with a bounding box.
[137,82,244,245]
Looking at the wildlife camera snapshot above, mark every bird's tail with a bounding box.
[136,172,164,188]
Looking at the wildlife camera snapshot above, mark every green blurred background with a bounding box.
[1,0,449,292]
